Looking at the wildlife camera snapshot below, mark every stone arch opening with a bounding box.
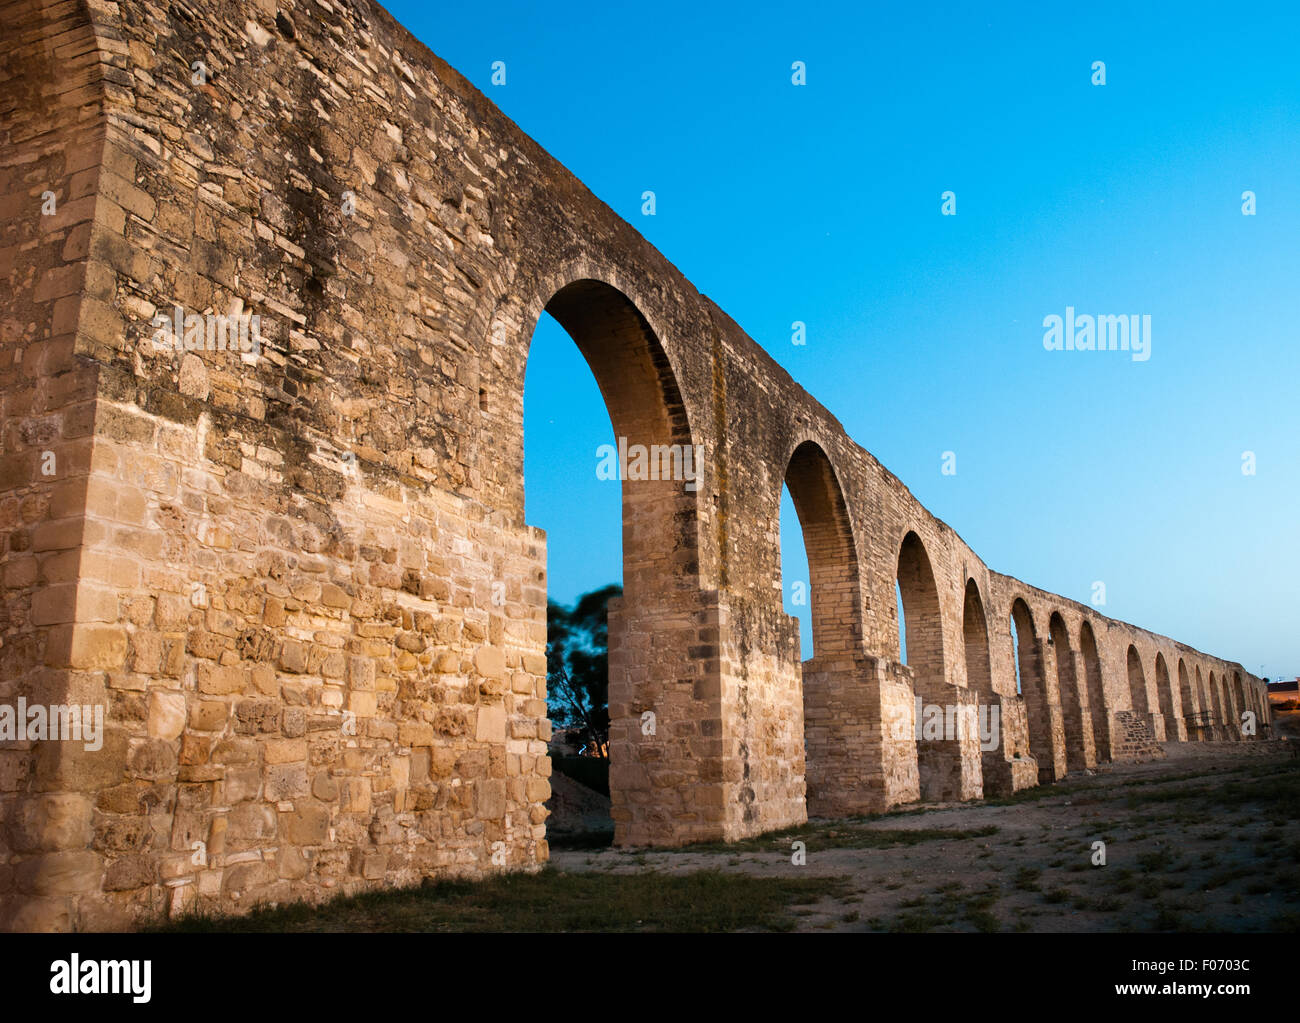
[1050,612,1088,771]
[781,441,867,815]
[522,278,707,847]
[1079,620,1109,761]
[1232,672,1246,737]
[1127,646,1149,717]
[1195,666,1210,738]
[962,580,994,701]
[783,442,861,658]
[964,579,1006,794]
[525,279,699,598]
[1011,598,1053,782]
[1207,670,1223,736]
[1154,653,1175,740]
[1219,674,1234,736]
[1178,658,1197,740]
[897,532,955,800]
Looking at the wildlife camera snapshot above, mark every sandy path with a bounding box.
[551,742,1299,932]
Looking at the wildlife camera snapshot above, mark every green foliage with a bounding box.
[546,584,620,757]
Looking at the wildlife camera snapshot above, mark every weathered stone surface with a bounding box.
[474,646,506,679]
[148,690,187,741]
[177,355,208,400]
[284,805,329,846]
[475,706,506,745]
[0,0,1269,932]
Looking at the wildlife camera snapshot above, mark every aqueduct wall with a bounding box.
[0,0,1270,930]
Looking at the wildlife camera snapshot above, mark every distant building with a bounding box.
[1267,679,1298,706]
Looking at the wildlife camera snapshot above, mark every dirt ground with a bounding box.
[551,736,1300,932]
[1273,706,1300,739]
[546,770,613,836]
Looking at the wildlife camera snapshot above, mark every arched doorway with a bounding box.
[1127,646,1149,720]
[1207,670,1223,738]
[781,441,866,815]
[963,580,1004,795]
[1011,598,1055,783]
[897,532,957,801]
[1219,674,1236,738]
[1050,612,1089,771]
[522,279,705,847]
[1177,658,1197,740]
[1080,620,1110,761]
[1154,653,1176,741]
[1195,666,1210,739]
[1232,672,1247,738]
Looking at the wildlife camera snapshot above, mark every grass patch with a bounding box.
[1113,763,1300,815]
[962,889,1001,933]
[888,908,946,932]
[1013,866,1042,892]
[147,868,849,933]
[1136,850,1165,872]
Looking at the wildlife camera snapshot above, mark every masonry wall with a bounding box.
[0,0,119,931]
[0,0,1270,931]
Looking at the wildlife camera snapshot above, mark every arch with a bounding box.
[1049,612,1089,771]
[897,532,955,800]
[523,277,710,847]
[962,580,994,701]
[1127,645,1149,717]
[1220,672,1238,738]
[783,441,862,658]
[1207,670,1223,735]
[1154,653,1176,740]
[1011,598,1054,782]
[1080,620,1110,760]
[1195,665,1209,738]
[1219,673,1236,737]
[526,278,699,599]
[784,441,867,815]
[1232,672,1246,738]
[1177,658,1197,740]
[963,580,1006,794]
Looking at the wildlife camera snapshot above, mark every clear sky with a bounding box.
[385,0,1300,680]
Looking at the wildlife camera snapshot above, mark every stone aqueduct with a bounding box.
[0,0,1270,930]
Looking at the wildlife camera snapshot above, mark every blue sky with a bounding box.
[387,0,1300,680]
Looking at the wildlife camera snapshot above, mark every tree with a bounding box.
[546,584,620,758]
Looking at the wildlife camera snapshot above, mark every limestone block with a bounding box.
[148,689,187,740]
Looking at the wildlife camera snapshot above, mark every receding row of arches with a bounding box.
[523,277,1264,838]
[1125,646,1255,741]
[777,439,1265,804]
